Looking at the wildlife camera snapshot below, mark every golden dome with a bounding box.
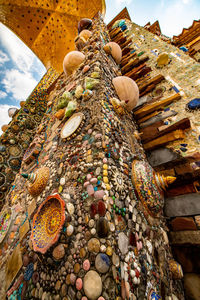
[0,0,106,72]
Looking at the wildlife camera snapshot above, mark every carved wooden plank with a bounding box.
[143,129,185,150]
[123,56,149,75]
[130,66,152,81]
[120,38,132,49]
[110,27,122,39]
[164,193,200,217]
[166,183,197,197]
[138,74,164,91]
[139,110,177,128]
[137,111,159,124]
[141,118,191,142]
[134,93,181,119]
[169,231,200,245]
[121,53,136,66]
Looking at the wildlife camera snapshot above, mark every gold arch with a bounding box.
[0,0,106,72]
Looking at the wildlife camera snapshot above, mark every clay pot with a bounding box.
[78,18,92,33]
[63,51,85,76]
[103,42,122,64]
[112,76,139,111]
[79,30,92,41]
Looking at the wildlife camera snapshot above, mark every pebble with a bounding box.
[83,259,90,271]
[118,232,128,255]
[95,253,110,273]
[67,203,75,215]
[87,238,100,253]
[76,278,83,290]
[60,177,65,186]
[52,244,65,260]
[67,224,74,236]
[83,270,102,300]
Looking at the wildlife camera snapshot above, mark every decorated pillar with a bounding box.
[0,13,184,300]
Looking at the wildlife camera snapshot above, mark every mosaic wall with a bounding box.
[0,13,185,300]
[0,67,59,211]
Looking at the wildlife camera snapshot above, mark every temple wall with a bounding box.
[0,14,184,300]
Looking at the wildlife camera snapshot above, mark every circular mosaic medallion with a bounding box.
[8,145,21,157]
[31,194,65,254]
[131,160,164,217]
[0,207,12,244]
[61,112,84,139]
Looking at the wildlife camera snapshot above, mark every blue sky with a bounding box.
[0,0,200,133]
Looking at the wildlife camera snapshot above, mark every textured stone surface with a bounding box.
[83,270,102,300]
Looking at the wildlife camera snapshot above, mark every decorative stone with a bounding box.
[80,248,86,258]
[97,201,106,216]
[75,85,84,99]
[67,224,74,236]
[94,190,105,200]
[70,273,76,285]
[83,65,90,73]
[87,184,94,196]
[106,246,113,256]
[96,217,109,238]
[95,253,110,273]
[67,203,75,215]
[83,259,90,271]
[60,177,65,186]
[87,238,100,253]
[53,244,65,260]
[118,232,128,255]
[85,77,99,90]
[187,98,200,110]
[76,278,83,290]
[74,263,81,274]
[112,252,120,267]
[83,270,102,300]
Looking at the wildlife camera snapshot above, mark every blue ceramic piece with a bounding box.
[180,46,188,52]
[151,291,161,300]
[24,263,34,281]
[187,98,200,110]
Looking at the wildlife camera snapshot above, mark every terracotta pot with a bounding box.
[103,42,122,64]
[78,18,92,33]
[63,51,85,76]
[79,29,92,41]
[112,76,139,111]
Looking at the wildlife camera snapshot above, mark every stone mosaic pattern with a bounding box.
[0,14,184,300]
[0,67,59,210]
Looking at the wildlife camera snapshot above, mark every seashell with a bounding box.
[112,76,139,111]
[79,29,92,41]
[103,42,122,64]
[63,51,85,76]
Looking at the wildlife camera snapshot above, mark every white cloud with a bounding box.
[116,0,132,5]
[2,69,37,101]
[0,50,9,65]
[0,91,7,98]
[0,104,16,134]
[182,0,192,4]
[0,23,45,75]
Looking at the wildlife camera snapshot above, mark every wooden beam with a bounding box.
[134,93,181,119]
[164,193,200,217]
[141,118,191,143]
[143,129,185,151]
[169,231,200,245]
